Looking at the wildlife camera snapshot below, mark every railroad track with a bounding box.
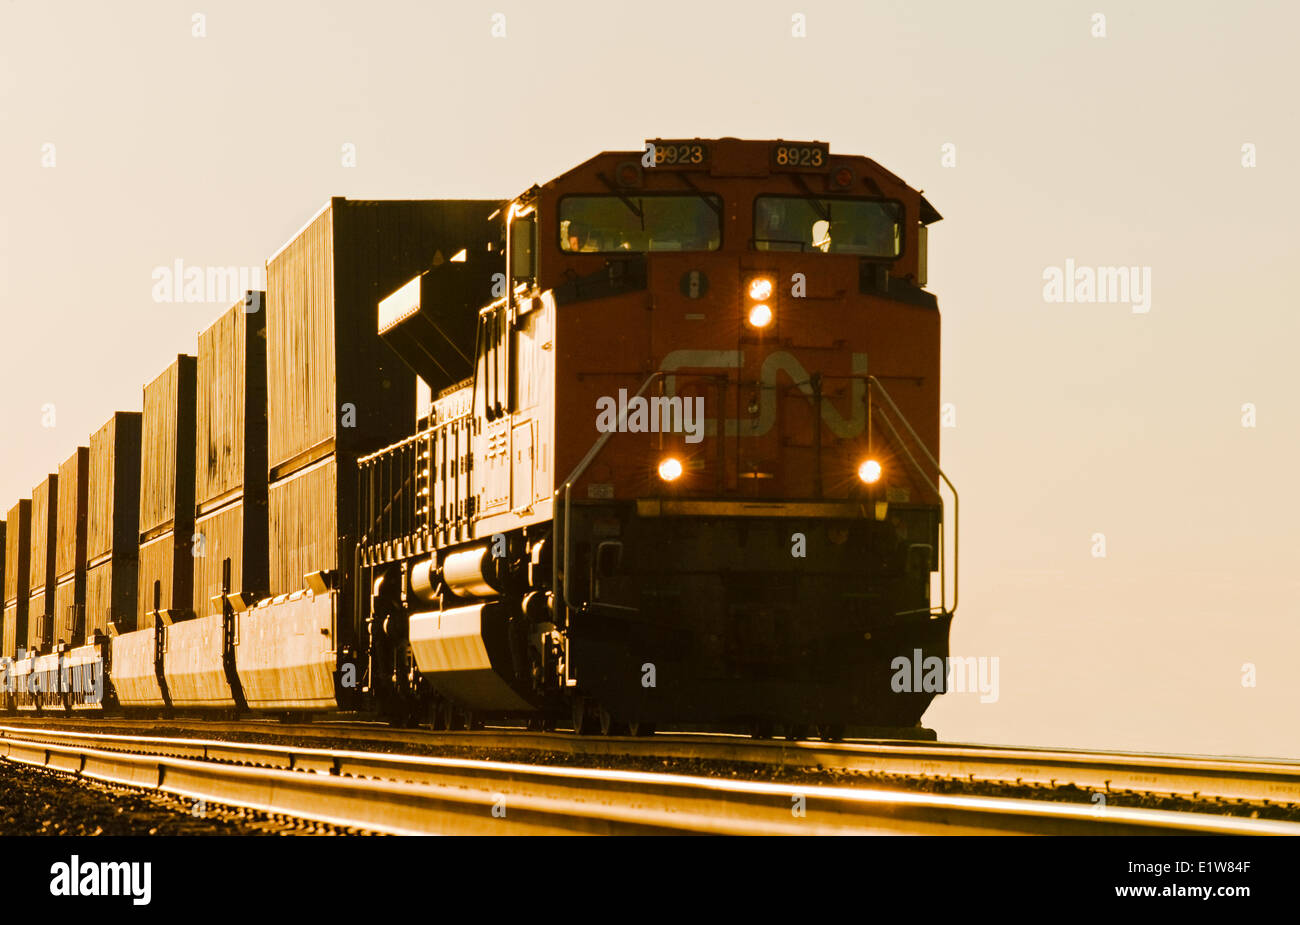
[3,725,1299,835]
[6,718,1300,808]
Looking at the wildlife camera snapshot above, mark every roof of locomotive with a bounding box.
[531,138,942,224]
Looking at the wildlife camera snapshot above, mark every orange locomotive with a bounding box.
[360,138,957,737]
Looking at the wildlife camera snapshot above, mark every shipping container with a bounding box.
[191,293,269,616]
[138,356,197,622]
[26,589,48,652]
[88,412,143,562]
[139,355,197,535]
[2,501,31,657]
[86,412,142,635]
[137,529,192,624]
[85,559,127,638]
[53,580,81,648]
[1,603,18,661]
[196,293,268,506]
[268,456,338,597]
[55,448,89,579]
[265,198,501,474]
[27,475,58,651]
[52,447,89,644]
[193,498,267,616]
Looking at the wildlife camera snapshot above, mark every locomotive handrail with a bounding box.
[556,370,668,617]
[866,376,958,617]
[357,426,432,466]
[357,433,423,550]
[554,371,958,620]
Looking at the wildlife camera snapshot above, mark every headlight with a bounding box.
[857,459,882,484]
[747,277,774,301]
[658,457,684,481]
[747,303,773,328]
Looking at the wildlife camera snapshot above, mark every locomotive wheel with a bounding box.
[784,723,810,741]
[627,720,656,737]
[571,696,596,736]
[820,724,846,742]
[598,707,629,737]
[526,714,560,732]
[750,721,774,740]
[439,700,464,731]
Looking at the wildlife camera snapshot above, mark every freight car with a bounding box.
[0,139,957,738]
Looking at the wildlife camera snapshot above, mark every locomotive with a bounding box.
[0,138,956,739]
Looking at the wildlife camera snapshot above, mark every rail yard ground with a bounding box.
[0,761,268,836]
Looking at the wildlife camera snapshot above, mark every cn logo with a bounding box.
[659,349,868,438]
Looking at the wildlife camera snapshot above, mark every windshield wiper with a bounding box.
[673,172,723,218]
[791,174,831,221]
[595,171,644,224]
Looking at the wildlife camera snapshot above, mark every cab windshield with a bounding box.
[753,196,902,256]
[559,194,722,253]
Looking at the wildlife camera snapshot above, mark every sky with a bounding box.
[1,0,1298,759]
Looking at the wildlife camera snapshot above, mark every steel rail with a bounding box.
[3,730,1298,836]
[4,722,1300,808]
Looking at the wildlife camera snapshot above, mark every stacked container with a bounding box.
[136,355,197,623]
[2,501,30,658]
[52,447,89,646]
[238,197,497,711]
[111,358,195,710]
[163,294,268,709]
[27,474,58,652]
[192,293,268,613]
[265,198,498,610]
[85,412,143,636]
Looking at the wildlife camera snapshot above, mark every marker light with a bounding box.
[616,161,643,187]
[858,459,882,484]
[658,457,684,481]
[748,277,774,301]
[747,303,773,328]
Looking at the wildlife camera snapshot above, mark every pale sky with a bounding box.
[2,0,1298,758]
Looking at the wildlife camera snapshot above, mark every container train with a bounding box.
[0,138,956,738]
